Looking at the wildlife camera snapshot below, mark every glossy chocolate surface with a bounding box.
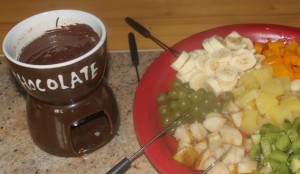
[19,24,100,65]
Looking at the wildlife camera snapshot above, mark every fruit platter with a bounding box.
[133,24,300,174]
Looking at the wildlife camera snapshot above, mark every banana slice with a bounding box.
[204,77,223,96]
[219,78,238,92]
[192,49,208,56]
[178,57,195,75]
[208,35,227,50]
[189,72,207,91]
[227,31,242,38]
[202,38,215,53]
[191,52,209,73]
[209,48,232,63]
[229,53,257,72]
[233,48,252,56]
[225,36,243,51]
[204,58,219,75]
[177,68,197,83]
[215,64,238,82]
[242,38,254,50]
[171,51,190,71]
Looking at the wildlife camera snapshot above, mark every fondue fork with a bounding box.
[125,17,180,57]
[128,32,140,82]
[106,109,232,174]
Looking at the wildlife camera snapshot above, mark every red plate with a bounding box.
[133,24,300,174]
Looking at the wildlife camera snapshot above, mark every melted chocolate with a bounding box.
[19,24,100,65]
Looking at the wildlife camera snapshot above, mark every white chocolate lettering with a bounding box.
[11,61,99,92]
[70,72,83,89]
[28,79,36,90]
[36,79,46,92]
[17,74,31,90]
[58,75,70,89]
[47,79,59,90]
[91,62,98,79]
[80,66,89,81]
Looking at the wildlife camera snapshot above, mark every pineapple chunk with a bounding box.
[240,108,259,134]
[277,77,291,93]
[255,93,278,115]
[235,88,259,109]
[232,86,246,98]
[280,95,300,113]
[260,79,285,97]
[251,64,273,86]
[266,104,293,125]
[173,146,199,167]
[238,72,259,89]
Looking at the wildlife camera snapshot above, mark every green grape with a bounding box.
[176,87,190,99]
[161,114,174,127]
[196,88,207,95]
[200,105,209,116]
[182,82,190,89]
[206,91,217,102]
[168,127,176,135]
[178,97,191,111]
[189,92,202,104]
[156,93,168,105]
[156,77,232,130]
[169,100,179,110]
[159,105,170,116]
[167,88,179,100]
[186,105,202,123]
[175,119,185,127]
[172,78,183,88]
[171,109,183,119]
[203,91,217,109]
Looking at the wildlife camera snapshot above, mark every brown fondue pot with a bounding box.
[2,10,119,157]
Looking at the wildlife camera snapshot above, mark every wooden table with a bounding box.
[1,0,300,54]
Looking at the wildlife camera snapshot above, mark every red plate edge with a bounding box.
[133,24,300,174]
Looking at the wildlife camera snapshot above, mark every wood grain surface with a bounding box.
[1,0,300,54]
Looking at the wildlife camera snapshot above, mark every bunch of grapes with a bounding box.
[156,78,233,134]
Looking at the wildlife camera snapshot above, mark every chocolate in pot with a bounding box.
[19,24,100,65]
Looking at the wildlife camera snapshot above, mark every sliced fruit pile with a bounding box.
[233,64,300,134]
[156,31,300,173]
[171,31,259,96]
[172,112,257,174]
[248,119,300,173]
